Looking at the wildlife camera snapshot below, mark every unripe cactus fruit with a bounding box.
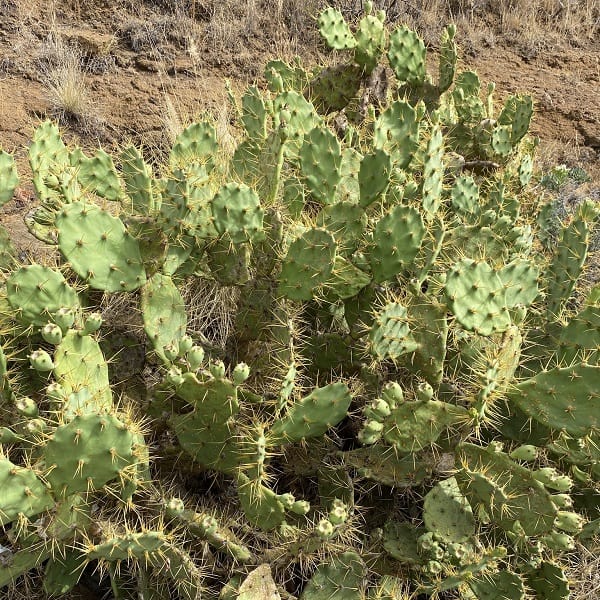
[317,518,335,539]
[232,362,251,385]
[82,312,103,335]
[290,500,310,515]
[509,444,538,462]
[41,323,63,345]
[209,360,226,379]
[178,335,194,355]
[166,366,184,387]
[54,307,76,333]
[554,511,585,533]
[186,346,205,370]
[163,341,179,362]
[15,397,39,418]
[29,349,54,372]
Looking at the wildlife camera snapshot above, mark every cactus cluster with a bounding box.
[0,4,598,599]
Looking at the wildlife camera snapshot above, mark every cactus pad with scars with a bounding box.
[423,477,475,543]
[300,551,365,600]
[369,302,419,360]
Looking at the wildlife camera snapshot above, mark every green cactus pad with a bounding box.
[43,551,86,596]
[272,91,321,148]
[6,265,80,327]
[300,551,365,600]
[76,149,122,201]
[0,150,18,207]
[359,150,392,208]
[527,562,569,600]
[317,202,366,256]
[270,382,352,443]
[326,257,371,300]
[404,298,447,387]
[278,228,337,301]
[508,363,599,437]
[238,564,280,600]
[421,125,444,217]
[382,521,423,564]
[497,95,533,147]
[545,199,598,320]
[355,12,386,72]
[468,571,525,600]
[369,205,425,283]
[497,258,539,307]
[53,330,112,414]
[374,101,420,169]
[241,86,268,141]
[237,474,286,531]
[369,302,418,360]
[212,182,264,244]
[169,121,217,172]
[42,412,139,496]
[451,175,480,218]
[343,446,432,487]
[444,259,511,335]
[86,531,166,562]
[174,372,239,417]
[120,145,156,214]
[423,477,475,543]
[383,400,468,453]
[456,443,558,536]
[300,126,342,205]
[387,25,426,85]
[141,273,187,364]
[56,201,146,292]
[556,305,600,364]
[171,410,239,473]
[438,24,457,92]
[29,120,69,201]
[318,8,356,50]
[0,457,54,526]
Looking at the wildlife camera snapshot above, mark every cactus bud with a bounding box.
[46,382,66,405]
[328,500,348,525]
[277,493,295,509]
[232,362,250,385]
[416,381,433,402]
[29,349,54,372]
[15,397,38,418]
[555,511,585,533]
[365,398,391,421]
[166,366,184,387]
[533,467,572,492]
[53,307,75,333]
[381,381,403,407]
[164,497,185,518]
[551,494,573,509]
[316,519,334,540]
[200,515,218,535]
[186,346,205,371]
[178,335,194,355]
[509,444,538,462]
[41,323,63,345]
[541,532,575,551]
[290,500,310,515]
[163,342,179,362]
[82,312,103,335]
[209,360,226,379]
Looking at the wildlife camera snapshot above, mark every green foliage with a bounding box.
[0,6,596,599]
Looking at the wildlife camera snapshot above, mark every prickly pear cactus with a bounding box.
[0,5,596,600]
